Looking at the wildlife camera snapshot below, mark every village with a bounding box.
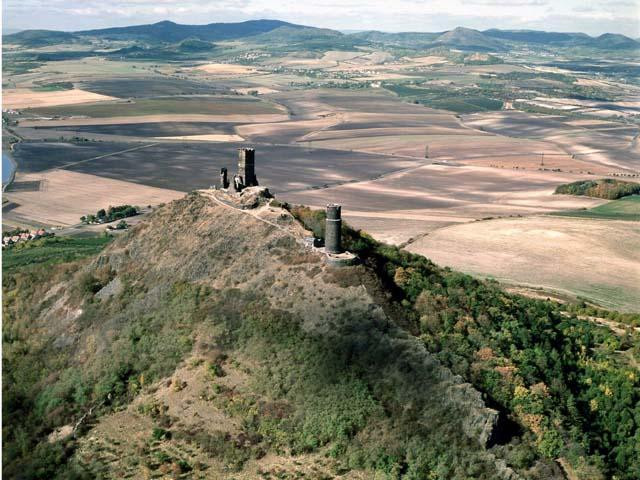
[2,228,52,248]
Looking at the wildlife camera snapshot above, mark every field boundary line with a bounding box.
[52,143,159,171]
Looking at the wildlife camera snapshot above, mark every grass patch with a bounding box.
[2,236,112,274]
[25,96,281,118]
[551,195,640,220]
[32,82,74,92]
[384,83,503,113]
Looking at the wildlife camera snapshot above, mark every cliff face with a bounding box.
[8,189,515,478]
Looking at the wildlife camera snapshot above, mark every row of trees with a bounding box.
[80,205,139,224]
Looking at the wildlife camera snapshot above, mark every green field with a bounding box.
[2,236,112,273]
[25,96,282,117]
[31,82,75,92]
[384,83,503,113]
[551,195,640,220]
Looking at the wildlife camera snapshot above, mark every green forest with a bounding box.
[555,179,640,199]
[291,205,640,480]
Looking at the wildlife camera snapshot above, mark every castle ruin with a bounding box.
[220,147,259,192]
[214,148,355,266]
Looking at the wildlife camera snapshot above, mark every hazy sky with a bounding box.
[3,0,640,37]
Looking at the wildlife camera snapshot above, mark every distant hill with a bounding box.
[594,33,640,49]
[76,19,309,43]
[351,27,505,51]
[433,27,505,51]
[350,28,505,51]
[482,29,588,44]
[483,28,639,49]
[349,30,441,47]
[3,29,78,47]
[4,20,638,52]
[249,25,366,50]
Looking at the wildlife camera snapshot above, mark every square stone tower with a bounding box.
[238,148,258,187]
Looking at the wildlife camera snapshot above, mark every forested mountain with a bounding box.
[76,19,304,42]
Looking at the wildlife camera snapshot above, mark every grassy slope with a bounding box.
[551,195,640,220]
[2,236,112,273]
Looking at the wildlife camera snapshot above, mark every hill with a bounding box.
[349,30,441,48]
[76,19,311,43]
[3,188,639,479]
[2,29,78,47]
[350,27,504,51]
[594,33,640,49]
[433,27,505,51]
[249,25,365,51]
[483,28,639,49]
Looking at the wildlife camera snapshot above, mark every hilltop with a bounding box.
[76,19,305,43]
[433,27,505,51]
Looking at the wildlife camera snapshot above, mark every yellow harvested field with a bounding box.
[154,134,245,142]
[279,58,338,68]
[321,51,363,62]
[3,88,117,109]
[234,87,279,95]
[194,63,260,74]
[353,73,415,81]
[3,170,184,226]
[18,113,289,128]
[408,56,448,65]
[406,216,640,311]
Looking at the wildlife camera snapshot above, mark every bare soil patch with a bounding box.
[406,216,640,311]
[154,134,245,142]
[19,113,289,128]
[194,63,260,74]
[3,88,116,109]
[234,86,279,95]
[281,164,603,244]
[3,170,183,226]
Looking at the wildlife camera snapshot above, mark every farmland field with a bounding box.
[11,141,138,172]
[77,77,226,97]
[3,30,639,312]
[24,95,284,118]
[3,88,117,109]
[32,121,239,137]
[551,195,640,220]
[406,215,640,311]
[12,140,421,192]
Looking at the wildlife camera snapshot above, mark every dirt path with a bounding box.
[49,143,159,172]
[203,190,302,240]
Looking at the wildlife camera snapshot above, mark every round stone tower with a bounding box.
[325,204,342,254]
